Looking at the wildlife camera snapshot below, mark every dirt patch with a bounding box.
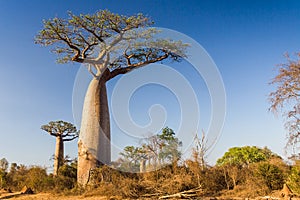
[0,193,108,200]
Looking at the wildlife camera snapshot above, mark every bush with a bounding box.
[0,169,7,188]
[5,164,76,193]
[200,167,227,195]
[257,163,285,190]
[54,164,77,191]
[287,161,300,194]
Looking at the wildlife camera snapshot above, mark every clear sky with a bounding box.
[1,0,300,170]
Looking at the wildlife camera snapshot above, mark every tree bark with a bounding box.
[77,77,110,185]
[53,136,64,176]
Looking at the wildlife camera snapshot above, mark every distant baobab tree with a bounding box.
[41,120,78,176]
[35,10,188,185]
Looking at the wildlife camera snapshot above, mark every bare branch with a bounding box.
[269,52,300,150]
[63,136,78,142]
[87,64,97,78]
[107,50,169,81]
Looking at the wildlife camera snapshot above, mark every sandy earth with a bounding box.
[0,193,111,200]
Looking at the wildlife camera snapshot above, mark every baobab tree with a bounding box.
[41,120,78,176]
[35,10,188,185]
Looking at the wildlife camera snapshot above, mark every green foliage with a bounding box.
[158,127,182,163]
[215,146,286,195]
[54,162,77,190]
[6,164,27,190]
[35,9,188,68]
[24,166,54,192]
[0,169,7,189]
[41,120,78,140]
[118,146,145,172]
[3,159,78,193]
[34,9,151,63]
[256,163,285,190]
[287,161,300,194]
[217,146,278,167]
[5,164,54,192]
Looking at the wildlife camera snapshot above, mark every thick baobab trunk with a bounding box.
[77,77,110,185]
[53,136,64,176]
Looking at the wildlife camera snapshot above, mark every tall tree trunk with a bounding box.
[77,77,110,185]
[53,136,64,176]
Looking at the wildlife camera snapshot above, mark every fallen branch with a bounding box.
[158,187,203,199]
[141,193,161,198]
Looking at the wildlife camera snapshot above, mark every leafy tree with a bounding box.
[118,146,145,172]
[116,127,182,172]
[269,53,300,151]
[216,146,277,167]
[257,163,285,190]
[25,166,51,192]
[41,120,78,176]
[35,10,187,185]
[55,159,77,190]
[9,164,27,190]
[287,160,300,194]
[6,165,55,192]
[217,146,280,190]
[140,127,182,170]
[158,127,182,164]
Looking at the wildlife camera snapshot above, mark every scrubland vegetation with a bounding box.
[1,144,300,199]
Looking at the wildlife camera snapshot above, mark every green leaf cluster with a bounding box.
[216,146,279,167]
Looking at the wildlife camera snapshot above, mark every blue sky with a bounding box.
[1,0,300,170]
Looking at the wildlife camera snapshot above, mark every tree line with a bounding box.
[1,143,300,197]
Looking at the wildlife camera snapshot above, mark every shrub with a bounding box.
[200,167,227,195]
[257,163,285,190]
[287,161,300,194]
[54,164,77,191]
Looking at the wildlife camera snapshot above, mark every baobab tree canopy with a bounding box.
[35,9,188,76]
[41,120,78,141]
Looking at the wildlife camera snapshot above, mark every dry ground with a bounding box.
[0,193,111,200]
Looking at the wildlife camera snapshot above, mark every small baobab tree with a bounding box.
[35,10,188,185]
[41,120,78,176]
